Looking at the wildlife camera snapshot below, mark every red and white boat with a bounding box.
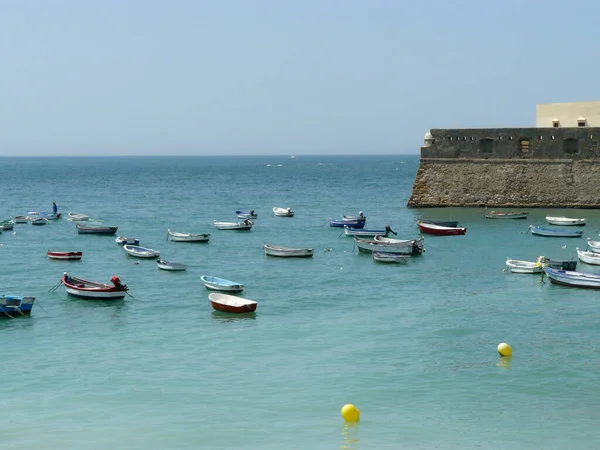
[208,293,257,313]
[47,250,83,261]
[62,273,128,300]
[416,220,467,236]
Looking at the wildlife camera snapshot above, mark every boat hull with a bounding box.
[506,259,543,274]
[354,237,424,255]
[544,267,600,289]
[415,218,460,227]
[157,259,187,271]
[263,244,314,257]
[47,251,83,261]
[372,251,410,263]
[0,295,35,317]
[273,207,294,217]
[546,216,586,226]
[62,274,128,300]
[213,221,253,231]
[201,276,244,292]
[485,212,528,219]
[208,293,257,313]
[123,245,160,258]
[168,230,210,242]
[417,222,466,235]
[76,224,118,235]
[530,226,583,238]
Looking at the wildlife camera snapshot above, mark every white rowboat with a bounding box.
[263,244,314,257]
[213,220,253,231]
[273,207,294,217]
[123,244,160,258]
[576,248,600,265]
[157,258,187,271]
[546,216,586,226]
[167,229,210,242]
[505,259,543,274]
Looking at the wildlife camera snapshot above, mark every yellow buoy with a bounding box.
[497,342,512,357]
[341,404,360,422]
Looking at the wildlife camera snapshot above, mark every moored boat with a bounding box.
[543,266,600,289]
[354,236,425,255]
[330,218,366,228]
[123,244,160,258]
[536,256,578,271]
[485,211,529,219]
[263,243,314,257]
[344,226,389,237]
[76,223,118,235]
[208,293,257,313]
[13,216,29,224]
[61,273,128,300]
[0,295,35,317]
[273,207,294,217]
[167,229,210,242]
[115,236,140,246]
[372,251,410,263]
[505,258,543,274]
[68,212,91,221]
[213,220,253,231]
[157,258,187,271]
[586,238,600,253]
[529,226,583,238]
[576,248,600,265]
[1,219,14,230]
[546,216,586,226]
[31,217,48,226]
[416,221,466,236]
[47,250,83,261]
[200,275,244,292]
[235,210,258,219]
[414,218,460,227]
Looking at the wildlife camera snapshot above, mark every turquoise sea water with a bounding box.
[2,155,600,449]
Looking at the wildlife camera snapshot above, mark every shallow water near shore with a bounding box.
[1,155,600,449]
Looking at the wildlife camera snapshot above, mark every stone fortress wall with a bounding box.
[407,127,600,208]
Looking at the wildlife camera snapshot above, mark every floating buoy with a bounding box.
[341,404,360,422]
[497,342,512,357]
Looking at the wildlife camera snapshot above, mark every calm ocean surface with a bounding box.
[2,155,600,449]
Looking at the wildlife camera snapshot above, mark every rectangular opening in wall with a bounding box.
[519,139,530,153]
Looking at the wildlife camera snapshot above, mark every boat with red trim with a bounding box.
[61,273,128,300]
[47,250,83,261]
[416,221,467,236]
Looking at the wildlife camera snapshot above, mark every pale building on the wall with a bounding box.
[536,101,600,128]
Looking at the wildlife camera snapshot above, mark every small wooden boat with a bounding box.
[543,267,600,289]
[235,210,258,219]
[68,212,91,221]
[586,238,600,253]
[273,207,294,217]
[213,220,253,231]
[0,295,35,317]
[31,217,48,226]
[343,211,367,221]
[354,236,425,255]
[344,227,389,237]
[47,250,83,261]
[576,248,600,265]
[263,244,314,257]
[536,256,577,271]
[13,216,29,224]
[123,244,160,258]
[416,221,466,236]
[1,219,14,230]
[485,211,529,219]
[372,251,410,263]
[167,229,210,242]
[505,258,543,274]
[330,218,366,228]
[157,258,187,271]
[76,223,118,235]
[62,273,128,300]
[115,236,140,246]
[546,216,586,226]
[200,275,244,293]
[529,226,583,238]
[208,293,257,313]
[414,218,460,227]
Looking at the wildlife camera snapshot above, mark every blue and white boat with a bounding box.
[200,275,244,293]
[330,218,366,228]
[543,266,600,289]
[235,210,258,220]
[529,226,583,238]
[0,295,35,317]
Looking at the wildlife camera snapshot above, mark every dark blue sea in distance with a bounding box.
[2,155,600,449]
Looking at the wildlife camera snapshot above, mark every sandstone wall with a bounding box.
[408,128,600,208]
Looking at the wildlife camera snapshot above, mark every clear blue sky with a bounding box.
[2,0,598,156]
